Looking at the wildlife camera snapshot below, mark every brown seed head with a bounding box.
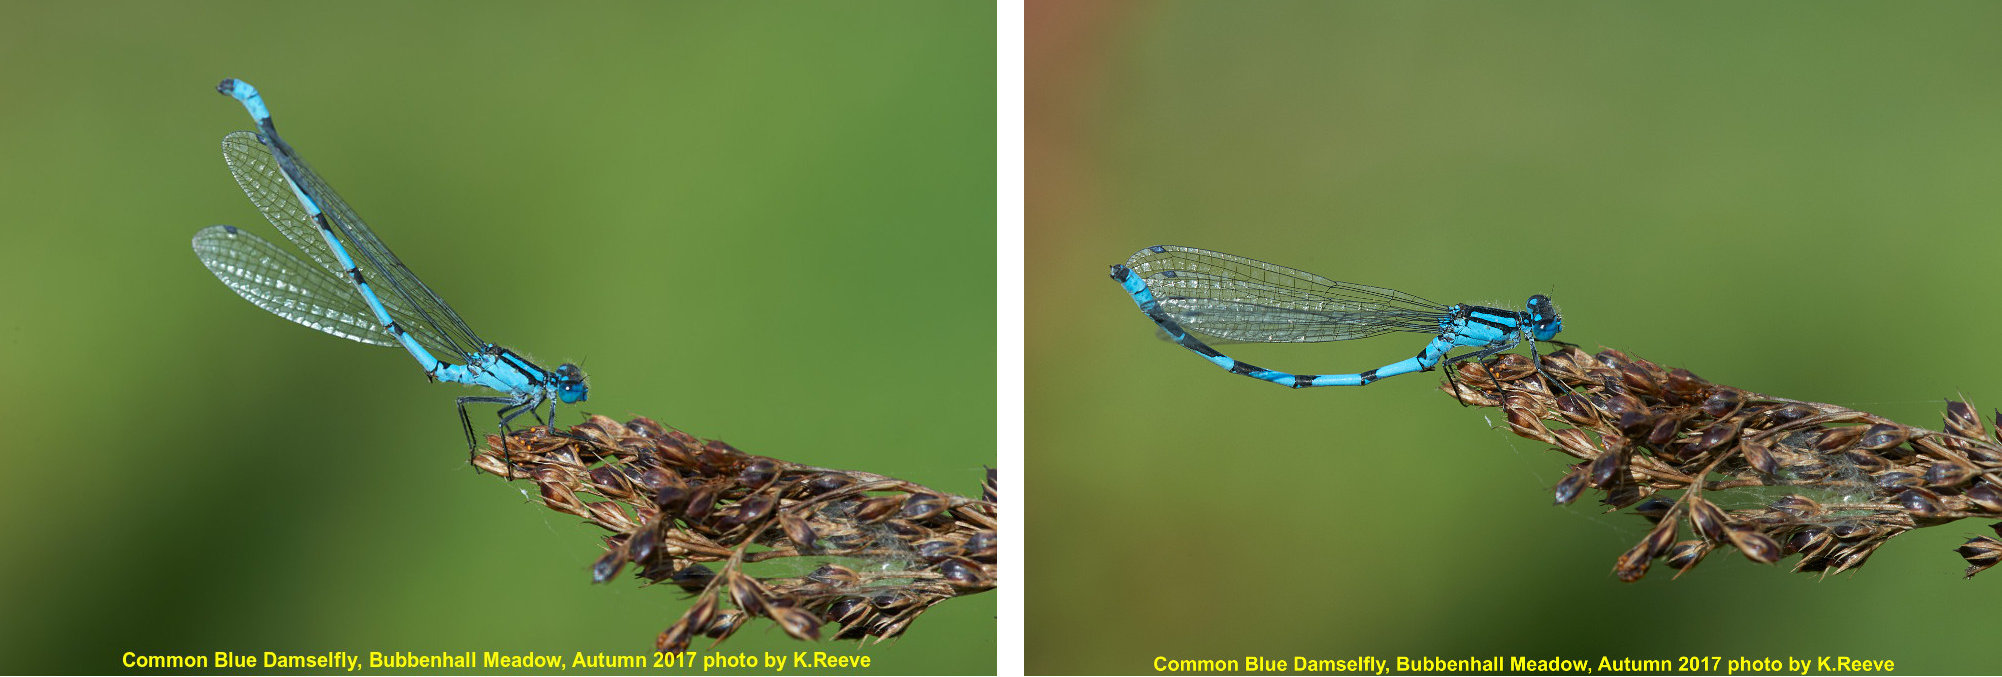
[1444,345,2002,581]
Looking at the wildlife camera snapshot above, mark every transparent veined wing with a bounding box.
[1121,245,1449,343]
[219,132,471,358]
[192,224,398,346]
[270,136,489,358]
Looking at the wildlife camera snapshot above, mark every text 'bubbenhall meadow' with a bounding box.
[1151,654,1897,674]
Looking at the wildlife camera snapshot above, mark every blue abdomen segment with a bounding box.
[1114,263,1158,314]
[1110,246,1563,389]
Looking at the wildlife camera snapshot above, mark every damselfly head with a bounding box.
[556,363,589,403]
[1526,294,1562,341]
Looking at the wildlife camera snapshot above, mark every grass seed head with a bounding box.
[477,415,996,651]
[1450,346,2002,581]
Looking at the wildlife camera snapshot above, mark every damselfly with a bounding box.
[192,79,586,455]
[1109,245,1562,388]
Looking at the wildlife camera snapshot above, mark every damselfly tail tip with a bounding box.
[215,78,262,110]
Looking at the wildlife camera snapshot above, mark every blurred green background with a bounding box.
[1029,2,2002,674]
[0,2,993,673]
